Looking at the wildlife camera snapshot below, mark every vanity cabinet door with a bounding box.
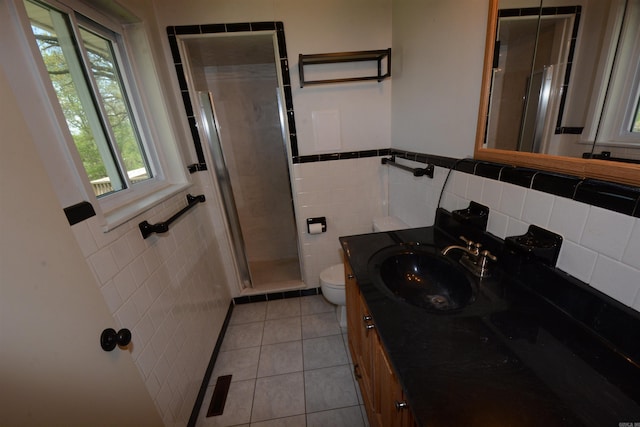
[345,260,416,427]
[345,261,361,360]
[346,260,378,425]
[376,333,416,427]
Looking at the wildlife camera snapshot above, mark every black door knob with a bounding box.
[100,328,132,351]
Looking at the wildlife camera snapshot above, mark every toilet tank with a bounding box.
[372,216,409,232]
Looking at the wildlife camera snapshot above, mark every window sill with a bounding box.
[100,182,192,233]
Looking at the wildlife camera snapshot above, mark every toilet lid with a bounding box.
[320,263,345,286]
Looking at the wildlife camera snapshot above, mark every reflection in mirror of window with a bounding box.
[25,0,152,198]
[594,0,640,148]
[633,98,640,133]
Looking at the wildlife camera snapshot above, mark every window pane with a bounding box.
[78,27,151,185]
[25,0,124,196]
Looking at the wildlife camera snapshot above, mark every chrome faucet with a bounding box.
[442,236,497,278]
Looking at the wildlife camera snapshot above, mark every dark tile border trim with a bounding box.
[187,301,234,427]
[292,148,459,170]
[497,6,582,135]
[293,149,391,164]
[64,201,96,226]
[233,287,321,305]
[294,147,639,216]
[389,149,458,169]
[453,158,640,217]
[167,22,297,169]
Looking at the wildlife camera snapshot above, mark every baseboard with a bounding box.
[187,300,235,427]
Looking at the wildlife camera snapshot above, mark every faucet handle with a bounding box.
[459,236,482,252]
[480,250,497,262]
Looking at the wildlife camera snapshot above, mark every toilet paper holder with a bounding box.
[307,217,327,234]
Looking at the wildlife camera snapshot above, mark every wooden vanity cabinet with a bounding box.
[345,261,417,427]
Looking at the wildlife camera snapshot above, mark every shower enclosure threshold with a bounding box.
[239,280,307,296]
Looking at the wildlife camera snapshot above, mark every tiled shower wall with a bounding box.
[70,184,231,427]
[387,158,640,312]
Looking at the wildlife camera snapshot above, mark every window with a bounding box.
[24,0,154,198]
[595,0,640,146]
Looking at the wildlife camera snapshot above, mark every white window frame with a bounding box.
[6,0,190,230]
[595,0,640,147]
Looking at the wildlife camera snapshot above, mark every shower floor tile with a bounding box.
[250,258,301,287]
[195,295,369,427]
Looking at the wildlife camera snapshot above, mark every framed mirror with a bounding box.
[475,0,640,186]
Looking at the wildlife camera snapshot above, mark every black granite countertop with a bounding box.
[340,213,640,427]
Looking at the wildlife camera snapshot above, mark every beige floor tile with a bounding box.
[304,365,358,413]
[266,298,301,320]
[301,312,341,339]
[231,302,267,325]
[251,372,305,422]
[212,346,260,382]
[250,414,306,427]
[196,379,255,427]
[303,335,349,370]
[306,405,365,427]
[257,340,303,377]
[262,316,301,345]
[300,294,334,315]
[221,322,264,351]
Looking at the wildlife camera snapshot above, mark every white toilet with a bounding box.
[320,216,409,328]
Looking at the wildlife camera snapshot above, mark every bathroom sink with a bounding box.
[369,247,474,312]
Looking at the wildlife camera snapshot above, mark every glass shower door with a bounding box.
[197,91,253,288]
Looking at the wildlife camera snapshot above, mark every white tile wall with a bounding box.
[388,161,449,228]
[387,167,640,312]
[70,187,231,427]
[432,171,640,311]
[291,157,387,286]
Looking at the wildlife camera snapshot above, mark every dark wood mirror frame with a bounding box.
[474,0,640,186]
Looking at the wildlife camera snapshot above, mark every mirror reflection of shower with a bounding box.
[487,11,575,153]
[181,33,302,290]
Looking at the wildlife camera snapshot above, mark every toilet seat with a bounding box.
[320,263,345,287]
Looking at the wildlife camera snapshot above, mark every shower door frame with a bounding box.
[172,26,303,291]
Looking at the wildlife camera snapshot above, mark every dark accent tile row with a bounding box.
[452,158,640,217]
[389,149,458,169]
[475,162,506,180]
[292,149,392,164]
[64,201,96,226]
[187,163,208,174]
[167,22,297,167]
[500,167,538,188]
[532,171,581,199]
[556,126,584,135]
[575,179,640,217]
[233,287,321,305]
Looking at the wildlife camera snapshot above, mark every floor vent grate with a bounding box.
[206,375,232,417]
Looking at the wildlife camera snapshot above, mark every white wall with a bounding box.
[0,64,163,427]
[391,0,489,158]
[71,184,231,426]
[292,157,388,286]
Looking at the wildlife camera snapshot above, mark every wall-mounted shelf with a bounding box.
[298,48,391,88]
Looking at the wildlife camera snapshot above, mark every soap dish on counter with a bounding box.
[505,225,563,266]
